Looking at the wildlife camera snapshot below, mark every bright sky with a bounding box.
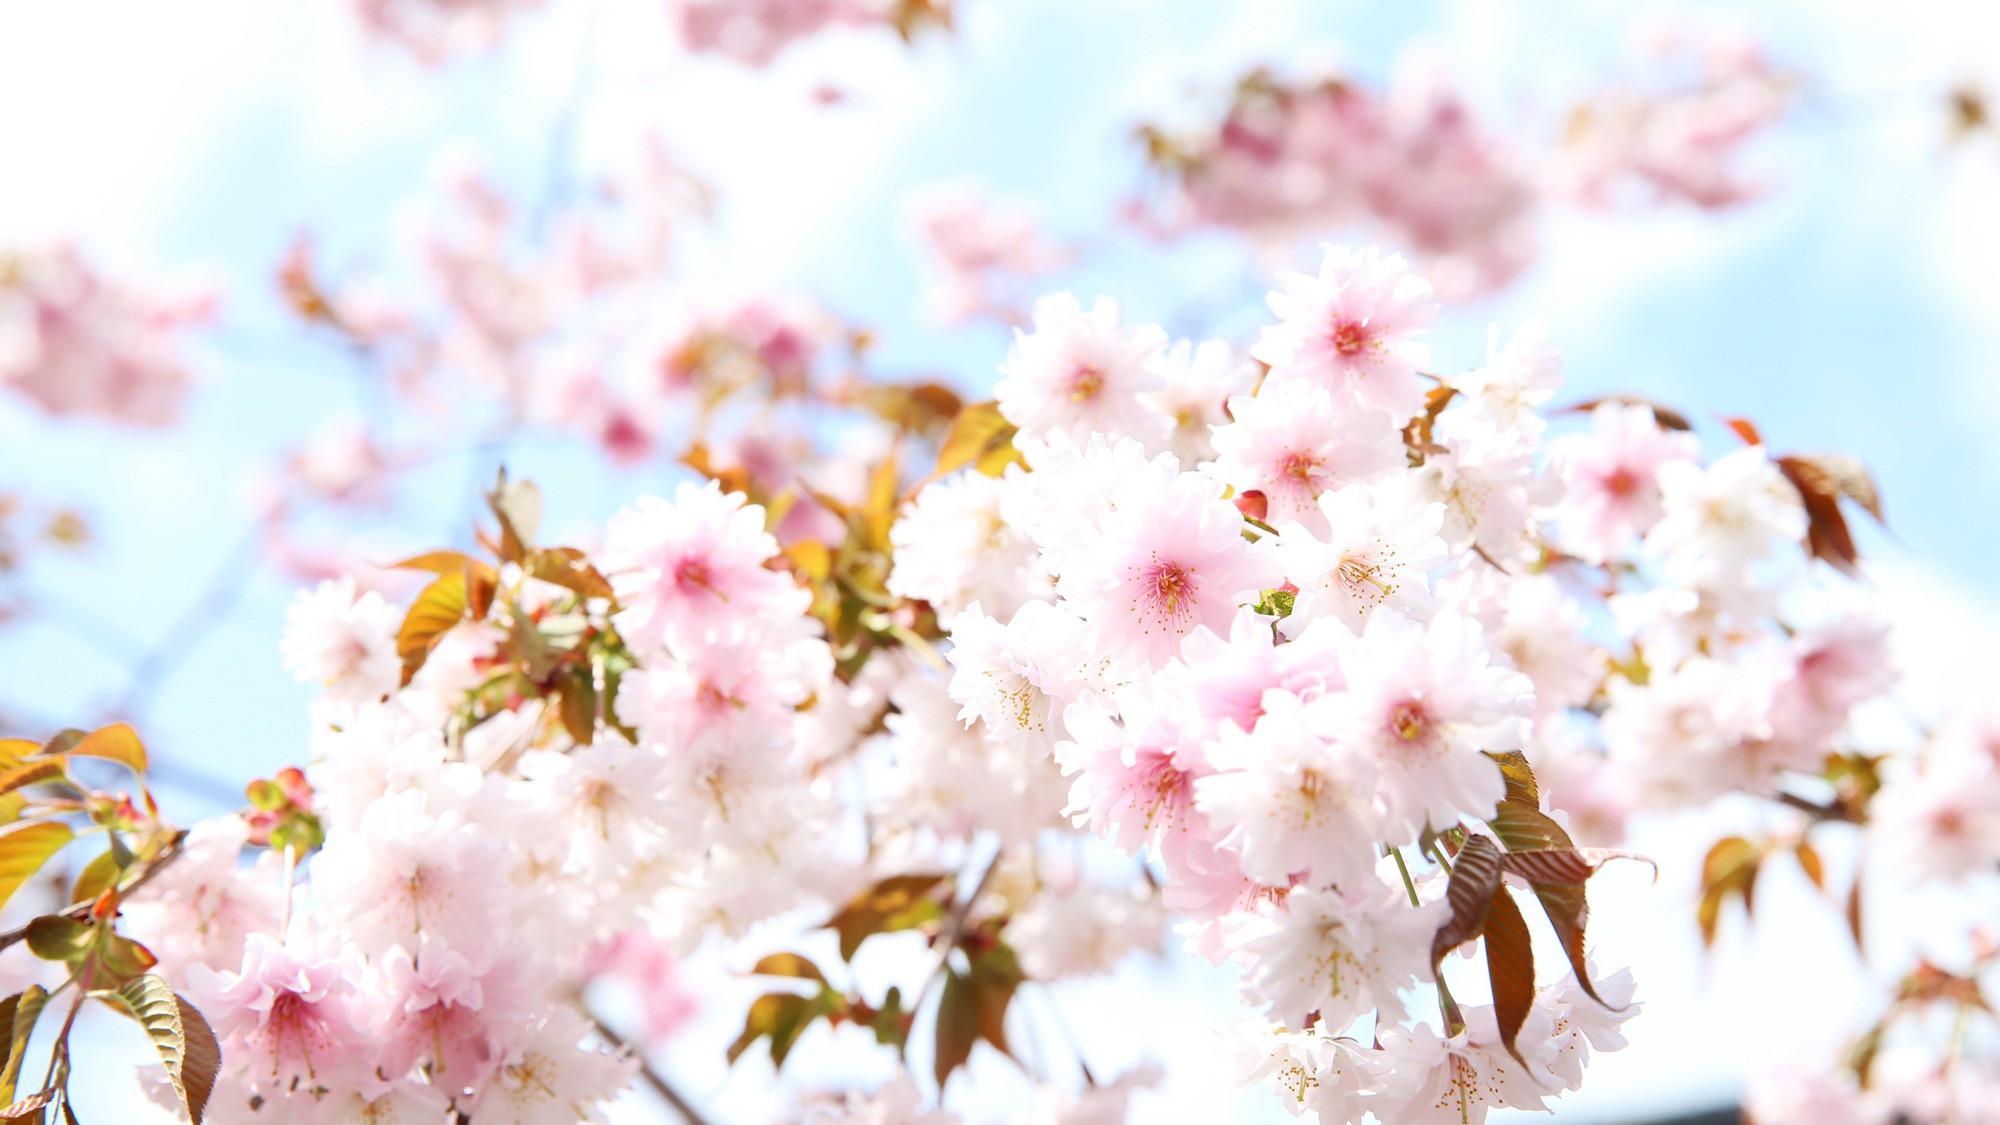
[5,0,2000,1121]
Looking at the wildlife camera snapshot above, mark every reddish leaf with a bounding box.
[1560,395,1693,432]
[1482,888,1537,1068]
[1500,848,1653,886]
[1776,453,1884,576]
[1721,416,1764,446]
[933,968,978,1091]
[1432,835,1504,968]
[1484,750,1539,809]
[1487,801,1575,856]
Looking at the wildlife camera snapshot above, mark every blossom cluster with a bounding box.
[1139,29,1790,296]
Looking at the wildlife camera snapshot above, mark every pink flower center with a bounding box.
[1150,561,1195,615]
[1390,700,1430,743]
[1069,364,1105,402]
[1602,466,1641,499]
[1279,451,1322,485]
[1330,321,1368,357]
[674,556,722,598]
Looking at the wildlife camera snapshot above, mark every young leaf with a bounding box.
[22,916,91,964]
[0,761,67,801]
[524,548,616,601]
[1484,750,1539,808]
[397,571,472,686]
[107,977,219,1125]
[62,724,147,775]
[0,823,74,913]
[933,401,1024,479]
[1487,801,1575,855]
[966,944,1023,1058]
[1431,835,1504,969]
[1776,453,1883,576]
[0,987,43,1107]
[1697,836,1763,947]
[1482,888,1537,1068]
[1795,840,1825,889]
[726,992,816,1068]
[1499,848,1654,886]
[933,968,979,1091]
[824,873,949,961]
[557,663,598,747]
[750,953,827,985]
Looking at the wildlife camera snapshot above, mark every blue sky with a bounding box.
[5,0,2000,1119]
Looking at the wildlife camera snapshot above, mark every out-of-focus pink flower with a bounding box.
[1550,27,1791,210]
[905,181,1067,324]
[672,0,882,67]
[582,933,699,1045]
[0,243,212,427]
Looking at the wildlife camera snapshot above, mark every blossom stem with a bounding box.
[1389,847,1422,908]
[585,1012,715,1125]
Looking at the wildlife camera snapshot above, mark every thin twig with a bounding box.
[585,1011,715,1125]
[0,830,187,953]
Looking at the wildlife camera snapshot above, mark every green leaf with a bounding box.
[0,824,73,913]
[107,976,219,1125]
[22,916,91,964]
[750,953,826,985]
[933,968,978,1091]
[1482,888,1536,1069]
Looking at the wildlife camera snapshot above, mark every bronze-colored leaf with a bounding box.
[60,723,148,775]
[1697,836,1764,948]
[1500,848,1653,886]
[524,548,616,602]
[824,873,949,961]
[557,663,598,747]
[1483,888,1536,1068]
[1777,453,1882,576]
[1795,840,1825,889]
[106,977,219,1124]
[933,401,1024,479]
[1484,750,1539,809]
[397,571,471,686]
[751,953,827,985]
[485,473,543,564]
[0,762,65,801]
[1721,416,1764,446]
